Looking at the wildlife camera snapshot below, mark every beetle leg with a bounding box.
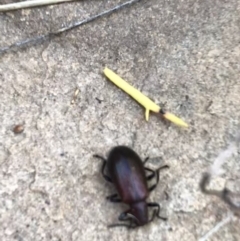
[148,170,159,192]
[119,211,138,228]
[144,167,155,181]
[117,213,137,228]
[148,209,158,223]
[93,154,106,162]
[108,211,137,229]
[148,164,169,192]
[101,161,112,183]
[147,202,167,221]
[144,167,156,180]
[106,193,122,203]
[93,154,112,182]
[143,157,149,165]
[157,164,170,172]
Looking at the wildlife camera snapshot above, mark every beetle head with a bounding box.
[130,201,148,226]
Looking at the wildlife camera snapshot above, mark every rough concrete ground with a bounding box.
[0,0,240,240]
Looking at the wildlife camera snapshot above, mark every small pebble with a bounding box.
[13,125,24,134]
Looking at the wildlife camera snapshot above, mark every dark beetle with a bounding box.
[94,146,169,228]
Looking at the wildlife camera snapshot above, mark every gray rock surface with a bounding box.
[0,0,240,240]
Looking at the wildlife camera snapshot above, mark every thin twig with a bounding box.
[0,0,75,12]
[198,214,233,241]
[0,0,142,55]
